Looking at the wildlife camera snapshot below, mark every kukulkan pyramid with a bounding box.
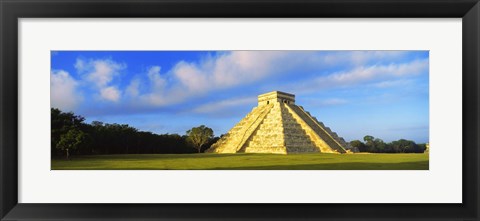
[207,91,354,154]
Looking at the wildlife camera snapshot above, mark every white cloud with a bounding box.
[210,51,289,87]
[319,51,408,66]
[126,78,141,97]
[122,51,425,108]
[328,60,428,84]
[192,97,257,114]
[167,51,413,96]
[100,86,121,102]
[85,60,125,88]
[291,58,428,93]
[51,70,82,111]
[173,62,208,92]
[134,66,176,106]
[74,58,85,72]
[373,79,414,88]
[326,59,428,85]
[303,98,348,107]
[132,51,296,107]
[320,98,348,106]
[147,66,167,92]
[125,66,165,99]
[75,58,126,102]
[348,51,408,65]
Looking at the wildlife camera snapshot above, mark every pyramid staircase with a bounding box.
[280,104,319,153]
[208,104,272,153]
[207,91,350,154]
[239,102,318,153]
[286,104,348,153]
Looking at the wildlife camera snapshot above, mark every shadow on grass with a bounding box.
[57,153,288,161]
[207,161,429,170]
[52,161,429,170]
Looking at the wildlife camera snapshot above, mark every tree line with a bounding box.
[349,135,427,153]
[51,108,218,158]
[52,108,426,158]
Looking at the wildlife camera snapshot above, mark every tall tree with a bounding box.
[56,128,86,159]
[373,138,386,153]
[363,135,374,143]
[350,140,366,152]
[186,125,214,153]
[363,135,376,152]
[51,108,86,155]
[390,139,420,153]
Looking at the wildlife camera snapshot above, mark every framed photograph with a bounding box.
[1,0,479,220]
[49,50,430,170]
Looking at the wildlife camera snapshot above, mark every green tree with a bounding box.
[186,125,214,153]
[390,139,419,153]
[51,108,86,156]
[363,135,375,152]
[56,128,86,159]
[350,140,366,152]
[363,135,374,143]
[373,138,386,153]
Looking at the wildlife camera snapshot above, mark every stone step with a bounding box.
[241,104,285,151]
[287,104,346,153]
[210,104,273,152]
[308,117,349,147]
[233,104,277,152]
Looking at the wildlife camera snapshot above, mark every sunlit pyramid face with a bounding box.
[207,91,354,154]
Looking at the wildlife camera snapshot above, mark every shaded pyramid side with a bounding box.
[286,104,347,153]
[239,102,320,154]
[206,104,272,153]
[280,103,319,153]
[208,101,349,154]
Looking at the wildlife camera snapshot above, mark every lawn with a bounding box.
[51,153,429,170]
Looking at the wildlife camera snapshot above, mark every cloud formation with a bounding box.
[100,86,121,102]
[131,52,294,106]
[125,51,417,108]
[51,70,82,111]
[289,58,428,94]
[75,58,126,102]
[323,59,427,85]
[51,51,429,142]
[192,97,257,114]
[55,51,428,118]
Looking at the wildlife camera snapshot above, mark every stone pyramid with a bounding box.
[207,91,351,154]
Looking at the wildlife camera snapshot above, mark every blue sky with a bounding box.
[51,51,429,143]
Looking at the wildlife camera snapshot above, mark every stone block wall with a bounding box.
[284,104,336,153]
[280,104,319,153]
[243,102,287,154]
[209,105,270,153]
[208,91,350,154]
[287,105,346,153]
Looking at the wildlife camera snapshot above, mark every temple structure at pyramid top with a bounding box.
[258,91,296,106]
[206,91,355,154]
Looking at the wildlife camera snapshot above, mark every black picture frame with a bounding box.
[1,0,479,220]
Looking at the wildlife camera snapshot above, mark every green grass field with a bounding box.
[51,153,429,170]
